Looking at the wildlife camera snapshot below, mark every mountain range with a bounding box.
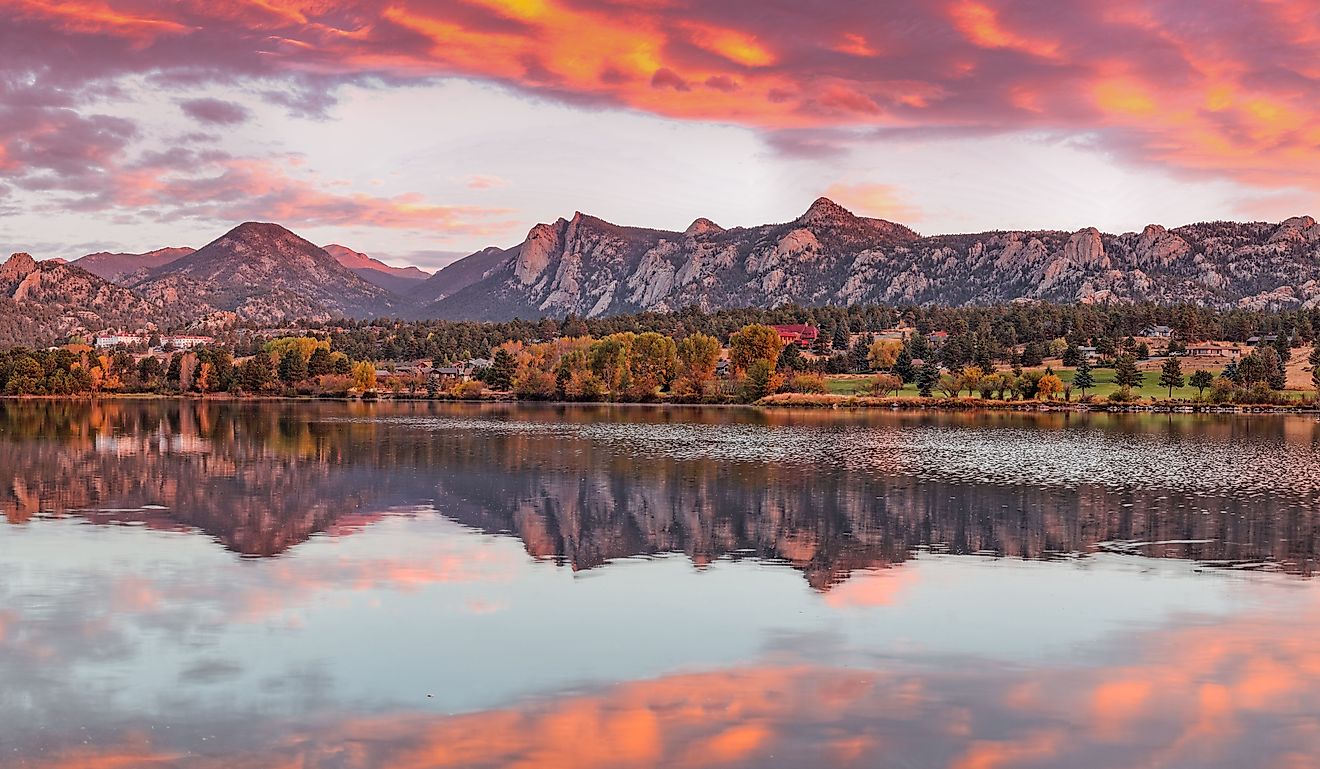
[4,198,1320,343]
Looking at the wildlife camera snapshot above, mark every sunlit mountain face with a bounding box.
[4,401,1320,769]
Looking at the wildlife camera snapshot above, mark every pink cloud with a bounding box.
[178,98,251,125]
[1,0,1320,210]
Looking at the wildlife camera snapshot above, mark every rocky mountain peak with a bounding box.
[1270,215,1320,244]
[685,217,723,236]
[797,197,856,226]
[1,252,38,282]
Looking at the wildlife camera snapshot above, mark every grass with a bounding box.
[825,364,1230,401]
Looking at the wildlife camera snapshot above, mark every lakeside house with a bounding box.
[772,324,820,348]
[1141,325,1173,338]
[1077,345,1099,360]
[1185,342,1239,358]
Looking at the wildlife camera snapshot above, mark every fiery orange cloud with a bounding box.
[4,0,1320,212]
[948,0,1060,58]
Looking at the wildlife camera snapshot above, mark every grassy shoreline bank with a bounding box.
[4,391,1317,415]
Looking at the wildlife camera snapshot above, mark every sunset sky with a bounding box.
[3,0,1319,269]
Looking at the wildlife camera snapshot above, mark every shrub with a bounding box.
[1107,386,1137,403]
[785,373,829,394]
[451,380,485,399]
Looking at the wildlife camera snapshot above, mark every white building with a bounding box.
[95,334,147,348]
[162,335,214,350]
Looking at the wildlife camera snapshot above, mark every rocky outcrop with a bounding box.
[415,200,1320,320]
[0,252,182,345]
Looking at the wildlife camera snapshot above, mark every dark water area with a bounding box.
[3,400,1320,768]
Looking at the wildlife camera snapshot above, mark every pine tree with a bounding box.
[278,349,308,385]
[489,348,517,390]
[832,323,850,351]
[1113,354,1144,388]
[1073,358,1095,395]
[916,361,940,397]
[894,346,915,383]
[1158,356,1185,397]
[1310,343,1320,392]
[1189,369,1214,396]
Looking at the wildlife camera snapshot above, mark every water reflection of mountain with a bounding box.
[2,400,1317,581]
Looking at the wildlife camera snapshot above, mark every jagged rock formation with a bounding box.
[132,223,396,322]
[70,247,195,282]
[322,244,431,294]
[7,201,1320,341]
[414,198,1320,320]
[0,252,182,345]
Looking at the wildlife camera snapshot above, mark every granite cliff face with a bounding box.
[7,201,1320,343]
[415,199,1320,320]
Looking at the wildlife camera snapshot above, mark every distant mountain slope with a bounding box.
[322,244,431,294]
[406,245,513,306]
[71,247,195,283]
[414,200,1320,320]
[0,252,181,344]
[132,223,396,322]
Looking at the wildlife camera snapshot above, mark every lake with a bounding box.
[2,400,1319,768]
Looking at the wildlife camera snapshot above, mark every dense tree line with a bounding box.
[286,302,1320,364]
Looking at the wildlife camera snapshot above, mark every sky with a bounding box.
[2,0,1319,271]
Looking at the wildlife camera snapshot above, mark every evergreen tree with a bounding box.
[831,322,850,350]
[1310,343,1320,392]
[777,343,803,372]
[278,349,308,385]
[489,348,517,390]
[307,347,334,377]
[811,330,831,356]
[1062,343,1081,367]
[1158,357,1185,397]
[915,361,940,397]
[1189,369,1214,396]
[848,335,872,373]
[1073,358,1095,395]
[1019,341,1045,367]
[894,346,915,383]
[1113,354,1144,388]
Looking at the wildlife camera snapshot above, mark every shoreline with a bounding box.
[2,391,1317,415]
[754,392,1319,414]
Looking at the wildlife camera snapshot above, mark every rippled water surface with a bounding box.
[3,400,1320,768]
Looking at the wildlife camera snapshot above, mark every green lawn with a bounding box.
[1054,365,1218,400]
[825,363,1228,400]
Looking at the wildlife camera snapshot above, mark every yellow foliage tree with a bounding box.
[265,336,329,365]
[674,333,721,396]
[1037,373,1064,400]
[351,361,377,392]
[868,339,903,370]
[729,324,783,373]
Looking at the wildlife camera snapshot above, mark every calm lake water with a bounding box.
[3,400,1320,768]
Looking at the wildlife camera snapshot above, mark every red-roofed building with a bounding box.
[772,324,819,348]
